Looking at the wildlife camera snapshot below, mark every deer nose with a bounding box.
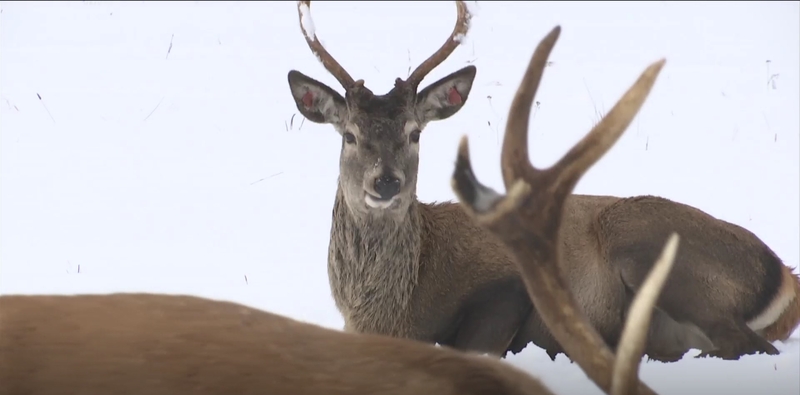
[374,174,401,200]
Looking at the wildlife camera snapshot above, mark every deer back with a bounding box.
[0,293,556,395]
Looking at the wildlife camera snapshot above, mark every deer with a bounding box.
[286,0,800,363]
[3,24,677,395]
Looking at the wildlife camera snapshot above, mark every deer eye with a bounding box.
[343,132,356,144]
[409,130,421,144]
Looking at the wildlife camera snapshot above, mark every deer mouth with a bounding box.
[364,193,399,210]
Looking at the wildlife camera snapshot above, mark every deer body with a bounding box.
[512,194,799,361]
[0,293,555,395]
[328,186,799,361]
[330,188,530,345]
[289,2,799,362]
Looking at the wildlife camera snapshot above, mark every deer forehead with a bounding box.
[346,117,419,140]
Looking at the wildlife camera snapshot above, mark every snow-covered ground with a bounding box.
[1,2,798,394]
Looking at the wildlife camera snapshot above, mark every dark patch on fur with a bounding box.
[346,83,414,120]
[440,276,533,356]
[743,244,785,322]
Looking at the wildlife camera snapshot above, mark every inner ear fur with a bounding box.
[287,70,347,125]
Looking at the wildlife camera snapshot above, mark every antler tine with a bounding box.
[612,233,680,395]
[452,26,668,395]
[297,1,357,90]
[500,26,561,190]
[450,26,563,223]
[549,58,666,197]
[405,1,472,89]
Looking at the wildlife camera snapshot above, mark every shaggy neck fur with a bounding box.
[328,184,421,336]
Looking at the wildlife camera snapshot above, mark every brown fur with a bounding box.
[0,293,555,395]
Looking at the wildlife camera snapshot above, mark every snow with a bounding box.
[455,1,477,44]
[464,0,480,19]
[298,2,316,42]
[1,2,798,394]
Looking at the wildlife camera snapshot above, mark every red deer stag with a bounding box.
[286,1,800,362]
[2,24,673,395]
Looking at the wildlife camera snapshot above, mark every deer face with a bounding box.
[288,66,476,216]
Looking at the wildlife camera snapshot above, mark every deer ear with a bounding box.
[415,65,476,124]
[288,70,347,125]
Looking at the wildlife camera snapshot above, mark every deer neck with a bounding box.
[328,185,421,335]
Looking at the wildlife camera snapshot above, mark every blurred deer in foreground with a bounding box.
[3,24,673,395]
[287,1,800,362]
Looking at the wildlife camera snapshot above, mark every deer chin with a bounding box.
[364,193,399,210]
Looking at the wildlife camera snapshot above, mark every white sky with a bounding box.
[1,2,798,394]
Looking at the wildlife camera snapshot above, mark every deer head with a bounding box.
[287,1,476,217]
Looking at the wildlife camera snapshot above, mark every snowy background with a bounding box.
[1,1,798,394]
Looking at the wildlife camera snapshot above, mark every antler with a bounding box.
[451,25,669,395]
[296,1,357,90]
[405,1,472,89]
[297,1,469,92]
[611,233,679,395]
